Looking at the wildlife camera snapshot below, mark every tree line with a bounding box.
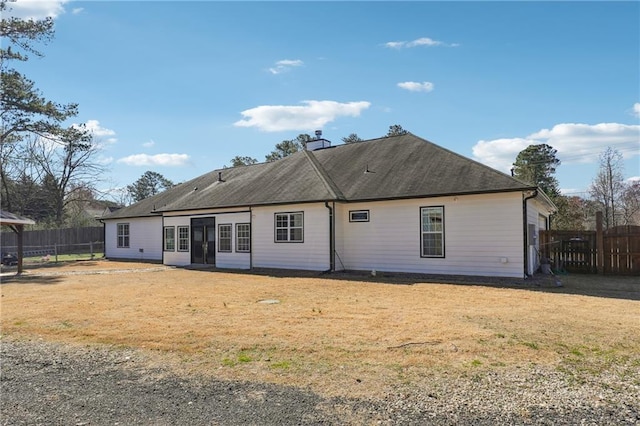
[512,144,639,229]
[228,124,406,167]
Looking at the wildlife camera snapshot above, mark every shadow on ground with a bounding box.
[0,273,65,285]
[182,265,640,302]
[2,261,637,300]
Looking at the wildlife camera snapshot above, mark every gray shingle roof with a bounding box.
[102,133,535,220]
[314,133,533,201]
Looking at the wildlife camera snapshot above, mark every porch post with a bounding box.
[16,224,24,275]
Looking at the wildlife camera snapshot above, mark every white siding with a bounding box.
[214,212,251,269]
[162,216,192,266]
[336,193,525,278]
[163,211,251,269]
[104,216,163,261]
[252,203,330,271]
[105,192,535,278]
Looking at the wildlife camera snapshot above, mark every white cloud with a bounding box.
[472,138,534,172]
[268,59,304,75]
[633,103,640,118]
[397,81,434,92]
[117,153,191,167]
[409,37,444,47]
[233,100,371,132]
[73,119,117,145]
[34,119,114,152]
[71,7,83,14]
[628,176,640,183]
[97,156,114,166]
[142,140,155,148]
[472,122,640,173]
[84,119,116,137]
[529,123,640,161]
[4,0,69,19]
[384,37,458,49]
[384,41,405,49]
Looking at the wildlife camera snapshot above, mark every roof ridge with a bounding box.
[302,150,346,201]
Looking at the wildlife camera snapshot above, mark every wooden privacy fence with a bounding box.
[1,226,103,255]
[539,230,597,274]
[603,225,640,275]
[540,223,640,275]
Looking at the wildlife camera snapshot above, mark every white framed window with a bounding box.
[218,224,232,252]
[177,226,189,252]
[275,212,303,243]
[117,223,129,248]
[349,210,370,222]
[163,226,175,251]
[421,206,444,258]
[236,223,251,253]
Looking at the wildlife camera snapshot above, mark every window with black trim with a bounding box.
[275,212,303,242]
[236,223,251,252]
[218,224,232,252]
[117,223,129,248]
[349,210,369,222]
[177,226,189,251]
[421,206,444,257]
[164,226,175,251]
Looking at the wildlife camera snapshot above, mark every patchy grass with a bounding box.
[1,261,638,398]
[23,253,105,264]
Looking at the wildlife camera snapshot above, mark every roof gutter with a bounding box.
[324,201,335,272]
[523,189,538,278]
[249,206,253,270]
[138,188,537,216]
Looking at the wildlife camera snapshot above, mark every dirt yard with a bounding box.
[2,260,639,400]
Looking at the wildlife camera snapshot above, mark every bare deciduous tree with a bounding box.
[589,147,626,228]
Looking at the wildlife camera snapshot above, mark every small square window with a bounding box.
[349,210,369,222]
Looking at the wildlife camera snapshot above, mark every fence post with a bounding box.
[596,211,604,275]
[90,241,94,259]
[55,243,58,263]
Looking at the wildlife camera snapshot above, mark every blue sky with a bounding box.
[7,0,640,201]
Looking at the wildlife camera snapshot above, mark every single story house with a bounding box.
[101,133,555,278]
